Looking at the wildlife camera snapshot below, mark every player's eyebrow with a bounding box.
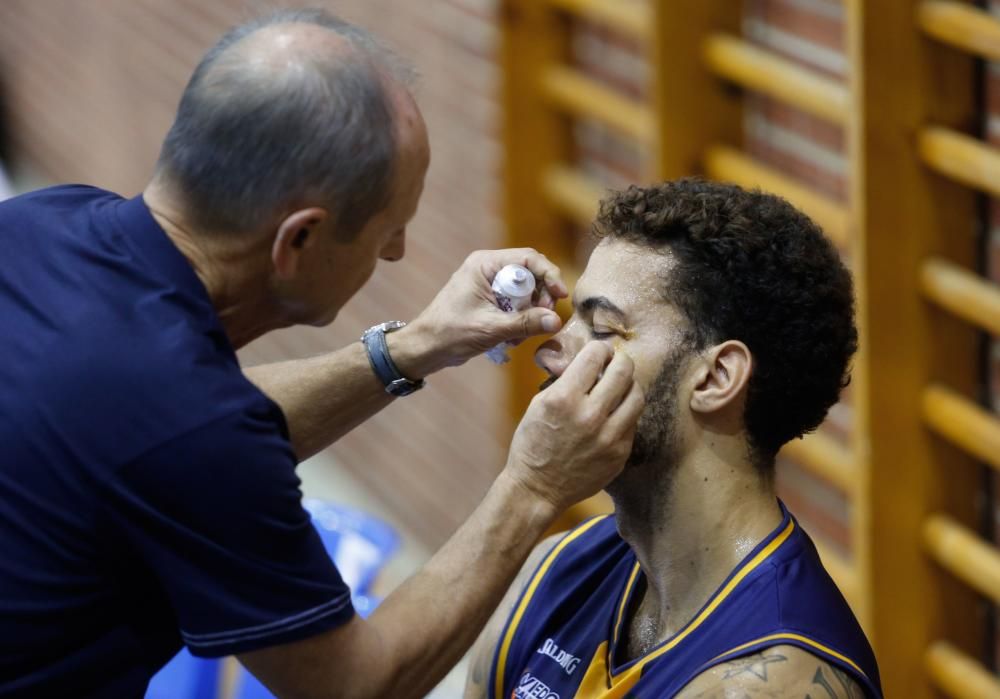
[579,296,627,322]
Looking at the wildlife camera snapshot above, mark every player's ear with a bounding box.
[271,207,327,280]
[690,340,752,415]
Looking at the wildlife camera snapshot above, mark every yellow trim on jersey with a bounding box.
[573,641,614,698]
[709,633,869,681]
[611,562,641,650]
[605,518,797,687]
[493,515,610,699]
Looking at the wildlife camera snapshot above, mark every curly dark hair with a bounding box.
[594,178,857,467]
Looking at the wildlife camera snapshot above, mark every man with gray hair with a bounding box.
[0,9,643,698]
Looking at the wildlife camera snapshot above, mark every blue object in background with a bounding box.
[146,500,399,699]
[145,651,219,699]
[302,498,400,600]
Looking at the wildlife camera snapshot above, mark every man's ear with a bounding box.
[271,207,328,280]
[690,340,753,415]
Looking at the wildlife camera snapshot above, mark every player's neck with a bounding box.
[612,447,782,660]
[142,186,285,349]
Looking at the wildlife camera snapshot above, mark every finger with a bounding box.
[552,341,612,396]
[496,307,562,342]
[588,350,636,415]
[480,248,568,300]
[606,379,645,435]
[535,285,557,311]
[521,252,567,300]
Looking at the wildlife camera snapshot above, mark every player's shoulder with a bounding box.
[463,530,572,699]
[675,644,869,699]
[553,513,622,556]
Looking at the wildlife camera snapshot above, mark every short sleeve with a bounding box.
[99,398,354,657]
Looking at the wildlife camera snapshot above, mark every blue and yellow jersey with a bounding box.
[489,503,882,699]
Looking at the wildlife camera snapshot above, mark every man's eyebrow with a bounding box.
[579,296,627,320]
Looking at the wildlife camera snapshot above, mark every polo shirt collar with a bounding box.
[114,194,211,303]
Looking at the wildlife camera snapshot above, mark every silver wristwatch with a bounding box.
[360,321,426,397]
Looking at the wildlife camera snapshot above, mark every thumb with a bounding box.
[501,308,562,341]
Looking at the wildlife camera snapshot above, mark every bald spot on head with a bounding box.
[241,22,428,168]
[154,9,419,238]
[224,23,432,213]
[207,22,357,90]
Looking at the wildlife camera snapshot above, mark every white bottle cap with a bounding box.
[493,264,535,300]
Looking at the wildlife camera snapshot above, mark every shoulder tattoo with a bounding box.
[678,645,868,699]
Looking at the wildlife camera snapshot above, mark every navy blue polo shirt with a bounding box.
[0,186,354,697]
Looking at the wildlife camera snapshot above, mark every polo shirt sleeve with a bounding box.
[100,399,354,658]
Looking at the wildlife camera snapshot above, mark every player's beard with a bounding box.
[605,347,687,512]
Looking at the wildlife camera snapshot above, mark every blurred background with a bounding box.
[3,1,1000,697]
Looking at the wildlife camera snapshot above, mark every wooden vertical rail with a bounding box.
[499,0,574,426]
[500,0,621,533]
[648,3,741,182]
[847,1,982,696]
[840,0,871,637]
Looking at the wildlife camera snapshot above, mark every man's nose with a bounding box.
[534,321,585,378]
[380,230,406,262]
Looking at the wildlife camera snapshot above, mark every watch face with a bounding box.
[387,378,421,396]
[363,320,406,342]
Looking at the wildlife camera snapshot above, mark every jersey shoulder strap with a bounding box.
[489,515,619,699]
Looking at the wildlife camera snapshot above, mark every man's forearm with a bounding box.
[363,470,557,699]
[237,342,640,699]
[242,247,568,462]
[238,469,560,699]
[243,325,441,461]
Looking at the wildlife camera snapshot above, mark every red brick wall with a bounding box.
[0,0,507,549]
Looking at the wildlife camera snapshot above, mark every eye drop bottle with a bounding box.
[486,264,536,364]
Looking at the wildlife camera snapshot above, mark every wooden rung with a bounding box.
[918,1,1000,63]
[539,65,656,143]
[780,430,859,495]
[813,539,860,611]
[923,384,1000,474]
[922,258,1000,337]
[542,165,607,227]
[926,641,1000,699]
[543,0,652,42]
[702,34,850,125]
[919,126,1000,198]
[924,514,1000,604]
[704,145,850,248]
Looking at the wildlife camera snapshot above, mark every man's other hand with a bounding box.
[502,342,645,513]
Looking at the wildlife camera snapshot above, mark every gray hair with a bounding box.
[156,8,412,238]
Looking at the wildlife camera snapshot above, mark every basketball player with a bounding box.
[465,179,880,699]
